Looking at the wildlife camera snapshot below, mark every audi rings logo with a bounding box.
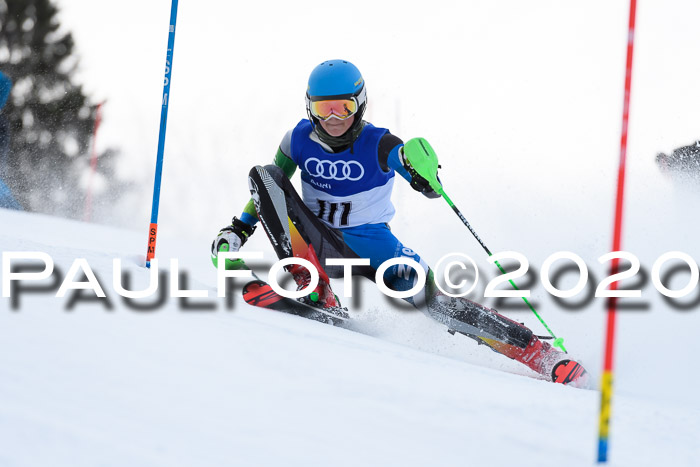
[305,158,364,181]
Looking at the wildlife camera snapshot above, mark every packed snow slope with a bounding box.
[3,1,700,464]
[1,207,699,467]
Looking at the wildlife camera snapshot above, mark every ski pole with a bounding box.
[402,138,566,352]
[438,188,565,352]
[145,0,179,268]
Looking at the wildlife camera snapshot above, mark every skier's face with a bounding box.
[319,114,355,137]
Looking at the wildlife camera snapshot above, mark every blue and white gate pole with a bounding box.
[146,0,179,268]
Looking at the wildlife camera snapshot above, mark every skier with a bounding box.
[212,59,586,385]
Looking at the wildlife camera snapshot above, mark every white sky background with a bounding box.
[54,0,700,314]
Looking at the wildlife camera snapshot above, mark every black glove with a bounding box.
[211,217,256,256]
[400,147,440,197]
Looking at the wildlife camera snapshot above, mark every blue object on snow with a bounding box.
[0,178,22,210]
[0,70,20,210]
[0,71,11,110]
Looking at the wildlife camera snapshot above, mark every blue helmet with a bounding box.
[305,59,367,147]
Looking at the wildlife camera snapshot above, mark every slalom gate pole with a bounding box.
[145,0,179,268]
[83,101,104,222]
[598,0,637,462]
[438,188,566,353]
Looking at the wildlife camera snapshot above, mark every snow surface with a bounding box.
[1,0,699,465]
[1,206,699,466]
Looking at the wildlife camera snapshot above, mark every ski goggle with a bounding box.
[309,97,359,121]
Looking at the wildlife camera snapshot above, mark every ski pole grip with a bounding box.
[403,137,443,193]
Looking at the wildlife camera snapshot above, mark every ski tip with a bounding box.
[243,280,283,308]
[551,359,589,388]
